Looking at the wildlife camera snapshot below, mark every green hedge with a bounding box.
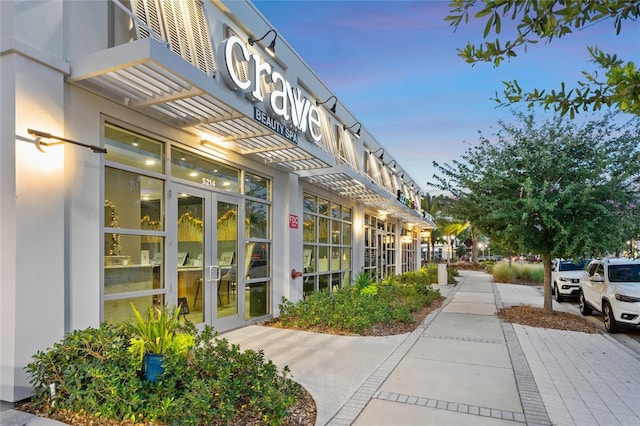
[278,269,442,335]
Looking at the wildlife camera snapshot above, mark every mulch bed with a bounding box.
[497,305,599,334]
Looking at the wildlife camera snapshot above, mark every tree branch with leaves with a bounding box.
[446,0,640,117]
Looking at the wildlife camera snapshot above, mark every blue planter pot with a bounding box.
[143,353,164,382]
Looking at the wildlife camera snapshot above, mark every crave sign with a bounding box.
[218,36,322,144]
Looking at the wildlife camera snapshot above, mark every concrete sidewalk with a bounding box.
[222,270,640,426]
[351,270,530,425]
[4,269,640,425]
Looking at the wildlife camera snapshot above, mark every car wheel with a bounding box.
[602,301,619,333]
[579,290,592,315]
[554,283,564,302]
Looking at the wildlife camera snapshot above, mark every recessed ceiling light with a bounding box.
[145,159,156,166]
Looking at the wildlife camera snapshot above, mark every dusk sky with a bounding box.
[252,0,639,196]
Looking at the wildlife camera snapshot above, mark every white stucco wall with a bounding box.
[1,0,70,402]
[0,42,19,405]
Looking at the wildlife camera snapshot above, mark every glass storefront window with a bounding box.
[331,220,341,244]
[303,276,315,298]
[104,294,164,324]
[302,192,352,296]
[245,172,270,200]
[245,242,269,280]
[318,246,329,272]
[343,223,352,245]
[104,123,276,328]
[319,198,329,216]
[104,234,164,295]
[303,214,315,242]
[401,228,418,273]
[331,247,340,270]
[319,217,329,244]
[303,245,315,273]
[342,248,351,270]
[246,200,269,239]
[319,275,329,292]
[303,193,317,213]
[331,274,341,292]
[105,124,164,174]
[105,168,164,231]
[363,214,396,281]
[331,203,341,219]
[171,147,240,193]
[342,207,352,222]
[246,282,270,319]
[104,125,166,325]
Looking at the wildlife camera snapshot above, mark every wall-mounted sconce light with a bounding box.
[316,96,337,113]
[248,29,277,56]
[369,147,384,160]
[369,148,384,158]
[399,172,405,180]
[343,122,361,139]
[28,129,107,153]
[387,160,397,171]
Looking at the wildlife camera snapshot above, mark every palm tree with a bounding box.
[421,193,444,262]
[442,222,469,263]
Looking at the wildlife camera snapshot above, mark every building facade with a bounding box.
[0,0,434,402]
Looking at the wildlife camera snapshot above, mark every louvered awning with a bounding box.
[298,164,431,225]
[67,38,434,228]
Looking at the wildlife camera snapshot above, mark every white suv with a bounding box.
[551,259,589,302]
[579,258,640,333]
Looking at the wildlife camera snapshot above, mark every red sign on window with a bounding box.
[289,214,299,229]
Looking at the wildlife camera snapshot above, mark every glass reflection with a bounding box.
[171,147,240,193]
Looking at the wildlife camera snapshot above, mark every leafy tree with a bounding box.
[446,0,640,117]
[431,112,640,312]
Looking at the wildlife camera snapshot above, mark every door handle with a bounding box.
[206,266,221,282]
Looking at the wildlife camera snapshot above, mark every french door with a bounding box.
[170,183,243,331]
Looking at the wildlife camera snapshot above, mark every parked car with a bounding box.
[551,259,589,302]
[579,258,640,333]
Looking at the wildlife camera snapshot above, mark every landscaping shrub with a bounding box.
[352,271,378,296]
[278,269,441,335]
[492,262,544,284]
[26,322,302,425]
[448,266,460,284]
[518,264,544,283]
[482,260,495,273]
[422,263,439,283]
